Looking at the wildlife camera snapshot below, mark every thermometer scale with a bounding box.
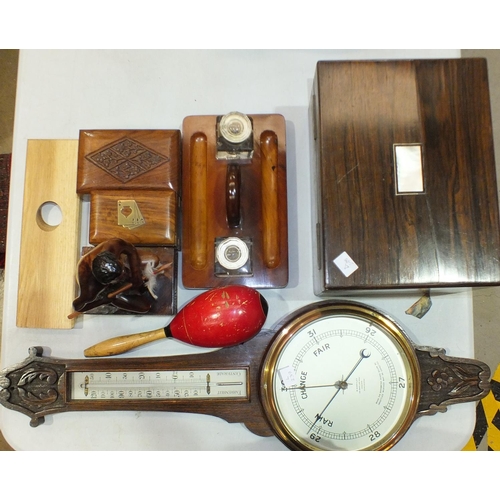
[71,369,248,400]
[0,301,491,450]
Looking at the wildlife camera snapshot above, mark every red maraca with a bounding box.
[84,285,268,357]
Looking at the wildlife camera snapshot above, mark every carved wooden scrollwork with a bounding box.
[86,137,170,183]
[415,346,491,417]
[0,347,67,427]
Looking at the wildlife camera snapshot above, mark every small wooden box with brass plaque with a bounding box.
[182,112,288,289]
[88,190,177,246]
[311,58,500,293]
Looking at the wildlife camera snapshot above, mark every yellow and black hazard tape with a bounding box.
[463,363,500,450]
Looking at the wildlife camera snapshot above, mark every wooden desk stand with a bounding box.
[181,113,288,289]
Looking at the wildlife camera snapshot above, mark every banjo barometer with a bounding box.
[0,301,491,451]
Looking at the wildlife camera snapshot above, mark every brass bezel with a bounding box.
[260,300,421,451]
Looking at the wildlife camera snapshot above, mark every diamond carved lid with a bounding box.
[77,130,180,194]
[86,137,170,183]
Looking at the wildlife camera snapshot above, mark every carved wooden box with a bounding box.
[181,113,288,289]
[77,130,180,193]
[311,58,500,293]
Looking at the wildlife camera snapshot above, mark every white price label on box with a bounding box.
[333,251,359,277]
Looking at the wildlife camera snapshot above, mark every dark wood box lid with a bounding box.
[312,58,500,292]
[77,130,180,194]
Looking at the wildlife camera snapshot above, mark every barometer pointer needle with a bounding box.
[285,382,346,391]
[308,349,371,433]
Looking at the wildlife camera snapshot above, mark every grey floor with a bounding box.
[0,50,499,451]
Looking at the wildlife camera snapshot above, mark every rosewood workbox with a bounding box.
[311,58,500,293]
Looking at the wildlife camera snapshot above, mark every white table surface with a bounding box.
[1,49,477,451]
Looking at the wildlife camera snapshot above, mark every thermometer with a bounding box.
[71,369,248,400]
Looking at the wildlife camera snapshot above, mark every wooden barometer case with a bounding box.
[181,112,288,289]
[0,301,491,451]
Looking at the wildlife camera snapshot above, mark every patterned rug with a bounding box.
[0,153,11,269]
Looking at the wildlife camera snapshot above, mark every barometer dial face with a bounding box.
[260,302,421,451]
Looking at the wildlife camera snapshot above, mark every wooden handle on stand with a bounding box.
[226,163,241,228]
[189,132,208,270]
[260,130,280,269]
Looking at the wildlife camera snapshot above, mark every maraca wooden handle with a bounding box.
[84,328,166,357]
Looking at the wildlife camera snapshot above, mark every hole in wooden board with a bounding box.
[36,201,63,231]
